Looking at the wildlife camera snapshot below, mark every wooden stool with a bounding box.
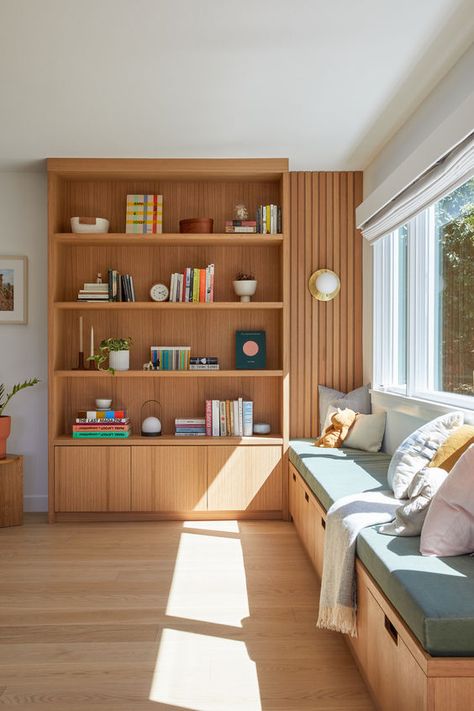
[0,455,23,527]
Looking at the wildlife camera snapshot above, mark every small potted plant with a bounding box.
[89,337,133,373]
[233,272,257,302]
[0,378,40,459]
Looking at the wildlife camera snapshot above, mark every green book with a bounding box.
[235,330,266,369]
[72,431,131,439]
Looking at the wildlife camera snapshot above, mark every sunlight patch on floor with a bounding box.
[165,528,249,627]
[150,628,262,711]
[183,520,240,533]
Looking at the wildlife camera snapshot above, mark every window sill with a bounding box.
[371,387,474,421]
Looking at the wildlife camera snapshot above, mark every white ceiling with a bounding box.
[0,0,473,171]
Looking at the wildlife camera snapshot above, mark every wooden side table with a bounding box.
[0,455,23,527]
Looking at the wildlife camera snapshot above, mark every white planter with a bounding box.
[109,350,130,371]
[233,279,257,303]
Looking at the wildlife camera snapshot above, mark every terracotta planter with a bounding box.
[0,416,11,460]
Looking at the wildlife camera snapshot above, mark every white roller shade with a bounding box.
[360,132,474,243]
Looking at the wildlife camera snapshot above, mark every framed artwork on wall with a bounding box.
[0,256,28,324]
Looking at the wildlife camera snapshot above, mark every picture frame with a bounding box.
[0,256,28,324]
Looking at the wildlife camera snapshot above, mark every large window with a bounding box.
[373,177,474,407]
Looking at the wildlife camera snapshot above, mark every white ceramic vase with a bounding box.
[233,279,257,303]
[109,350,130,371]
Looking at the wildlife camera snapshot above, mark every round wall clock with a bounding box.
[150,283,169,302]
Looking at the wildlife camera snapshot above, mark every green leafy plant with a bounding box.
[88,337,133,374]
[0,378,40,417]
[235,272,255,281]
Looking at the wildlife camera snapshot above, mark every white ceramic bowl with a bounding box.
[71,217,110,233]
[95,398,112,409]
[233,279,257,303]
[253,422,271,434]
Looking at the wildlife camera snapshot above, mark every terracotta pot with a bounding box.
[0,416,11,460]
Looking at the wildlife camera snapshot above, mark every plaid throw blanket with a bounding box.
[317,491,401,636]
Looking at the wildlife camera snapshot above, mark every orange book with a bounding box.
[199,269,206,302]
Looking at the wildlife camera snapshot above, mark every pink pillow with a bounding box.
[420,444,474,557]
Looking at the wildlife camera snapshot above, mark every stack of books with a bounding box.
[225,220,257,233]
[205,399,253,437]
[77,281,109,303]
[151,346,191,370]
[256,204,281,234]
[107,269,136,302]
[168,265,215,302]
[126,194,163,234]
[175,418,206,436]
[189,357,219,371]
[73,409,131,439]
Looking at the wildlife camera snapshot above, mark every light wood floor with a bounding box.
[0,515,374,710]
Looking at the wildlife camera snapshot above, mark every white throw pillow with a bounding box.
[343,412,386,453]
[318,384,371,434]
[387,412,464,499]
[379,467,448,537]
[421,445,474,557]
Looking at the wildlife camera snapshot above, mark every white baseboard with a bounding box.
[24,495,48,512]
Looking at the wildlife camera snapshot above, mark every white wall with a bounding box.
[0,172,48,511]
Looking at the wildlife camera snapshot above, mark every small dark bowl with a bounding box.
[179,217,214,234]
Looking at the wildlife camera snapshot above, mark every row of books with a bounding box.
[256,204,281,234]
[72,409,131,439]
[76,270,136,302]
[225,220,257,234]
[169,265,215,302]
[151,347,191,370]
[126,194,163,234]
[205,399,253,437]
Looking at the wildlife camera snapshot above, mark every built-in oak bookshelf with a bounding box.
[48,158,289,522]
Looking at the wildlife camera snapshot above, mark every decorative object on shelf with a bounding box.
[233,273,257,302]
[225,220,257,233]
[95,398,112,409]
[126,195,163,234]
[150,346,190,370]
[141,400,162,437]
[256,204,281,234]
[70,217,109,233]
[77,279,109,303]
[189,357,219,371]
[150,283,169,302]
[234,203,249,220]
[169,264,214,302]
[143,361,157,371]
[179,217,214,234]
[308,269,341,301]
[0,255,28,324]
[74,316,86,370]
[89,326,95,369]
[96,273,103,283]
[0,378,40,459]
[253,422,271,435]
[236,330,266,369]
[88,337,133,374]
[73,407,130,439]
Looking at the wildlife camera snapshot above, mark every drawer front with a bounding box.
[207,446,282,511]
[55,446,131,512]
[131,446,207,511]
[289,465,326,577]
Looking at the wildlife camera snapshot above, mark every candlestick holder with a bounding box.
[74,352,86,370]
[89,356,96,370]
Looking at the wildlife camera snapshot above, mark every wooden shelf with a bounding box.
[54,434,283,446]
[54,233,284,247]
[55,301,283,311]
[55,369,283,378]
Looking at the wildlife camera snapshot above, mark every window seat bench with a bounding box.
[289,438,474,710]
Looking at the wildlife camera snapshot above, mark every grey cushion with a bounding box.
[318,384,371,434]
[357,527,474,656]
[289,439,391,511]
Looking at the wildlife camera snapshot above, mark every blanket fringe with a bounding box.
[317,605,357,637]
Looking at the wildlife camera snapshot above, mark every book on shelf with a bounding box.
[256,204,281,234]
[175,417,206,436]
[73,431,131,439]
[77,272,136,302]
[168,264,215,303]
[72,411,131,438]
[204,398,253,437]
[236,330,266,369]
[189,356,220,371]
[225,220,257,234]
[126,194,163,234]
[77,409,127,419]
[151,347,191,370]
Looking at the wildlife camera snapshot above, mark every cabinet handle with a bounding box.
[321,518,326,529]
[304,492,309,502]
[292,472,296,482]
[384,614,398,645]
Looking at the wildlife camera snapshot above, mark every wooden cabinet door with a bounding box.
[207,446,282,511]
[131,446,207,511]
[310,493,326,580]
[55,446,131,512]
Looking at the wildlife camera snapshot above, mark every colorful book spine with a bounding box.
[73,424,129,432]
[212,400,220,436]
[205,400,212,436]
[126,194,163,234]
[77,410,126,419]
[243,401,253,437]
[72,431,131,439]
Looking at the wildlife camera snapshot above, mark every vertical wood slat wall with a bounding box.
[289,172,363,438]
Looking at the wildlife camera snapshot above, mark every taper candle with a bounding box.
[90,325,94,359]
[79,316,83,353]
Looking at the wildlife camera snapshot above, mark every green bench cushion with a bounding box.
[289,439,474,657]
[357,527,474,656]
[289,439,392,511]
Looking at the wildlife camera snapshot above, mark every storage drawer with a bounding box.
[289,464,325,578]
[207,446,282,511]
[55,446,131,512]
[131,446,207,511]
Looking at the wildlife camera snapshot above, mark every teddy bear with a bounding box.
[314,408,357,448]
